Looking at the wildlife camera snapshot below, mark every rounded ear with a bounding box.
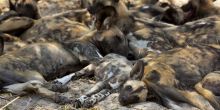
[130,60,144,80]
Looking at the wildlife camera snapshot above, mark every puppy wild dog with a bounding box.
[53,53,134,108]
[119,45,220,110]
[87,0,134,34]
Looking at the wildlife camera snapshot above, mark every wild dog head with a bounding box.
[87,0,125,15]
[119,60,176,106]
[87,0,134,34]
[118,60,148,105]
[93,26,135,60]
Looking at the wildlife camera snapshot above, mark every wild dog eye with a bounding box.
[160,3,169,8]
[125,85,132,91]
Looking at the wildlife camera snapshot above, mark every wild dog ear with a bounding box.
[95,6,117,30]
[130,60,144,80]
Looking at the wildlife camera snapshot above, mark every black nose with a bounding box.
[127,53,135,60]
[118,96,128,106]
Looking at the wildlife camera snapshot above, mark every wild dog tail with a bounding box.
[195,82,220,110]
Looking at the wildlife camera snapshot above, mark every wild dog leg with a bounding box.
[74,82,111,108]
[3,80,74,104]
[48,64,96,93]
[195,82,220,110]
[53,64,96,85]
[147,81,215,110]
[75,89,111,108]
[85,81,108,96]
[179,90,215,110]
[195,71,220,110]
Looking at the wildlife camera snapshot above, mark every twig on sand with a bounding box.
[0,96,20,110]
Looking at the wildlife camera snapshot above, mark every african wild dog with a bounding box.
[21,10,135,60]
[0,41,103,104]
[0,17,135,104]
[53,53,134,108]
[128,16,220,59]
[119,45,220,110]
[179,0,220,22]
[150,0,220,24]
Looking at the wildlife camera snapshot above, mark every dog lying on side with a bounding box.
[0,41,102,104]
[119,45,220,110]
[53,53,133,108]
[128,16,220,59]
[20,9,134,60]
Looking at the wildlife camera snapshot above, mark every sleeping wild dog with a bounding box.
[119,45,220,110]
[53,53,134,108]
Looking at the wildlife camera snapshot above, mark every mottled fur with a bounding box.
[87,0,134,34]
[129,16,220,59]
[119,46,220,110]
[54,53,133,107]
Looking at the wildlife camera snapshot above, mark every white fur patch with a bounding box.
[132,40,150,48]
[109,81,120,90]
[55,73,75,85]
[142,5,150,9]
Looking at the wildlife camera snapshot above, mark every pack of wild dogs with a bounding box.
[0,0,220,109]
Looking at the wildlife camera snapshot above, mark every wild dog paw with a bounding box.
[74,95,89,108]
[45,81,69,93]
[54,94,74,105]
[74,90,111,108]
